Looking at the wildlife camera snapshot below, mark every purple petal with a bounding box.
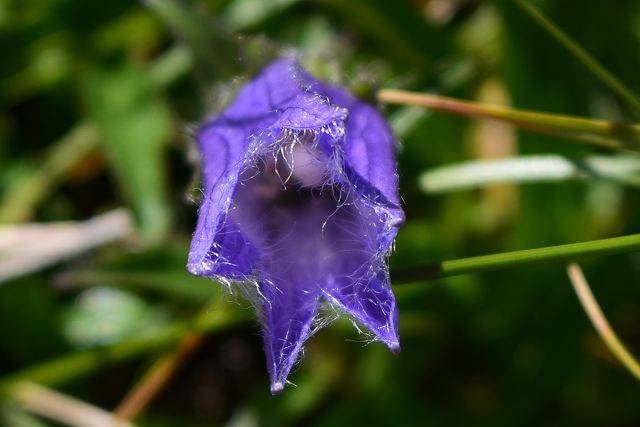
[343,102,402,209]
[318,198,400,352]
[203,218,259,279]
[261,278,320,394]
[220,59,347,130]
[312,83,404,250]
[323,274,400,352]
[188,125,250,276]
[311,84,402,208]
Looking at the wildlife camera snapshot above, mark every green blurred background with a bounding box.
[1,0,639,425]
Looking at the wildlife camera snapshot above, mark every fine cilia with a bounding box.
[187,58,404,394]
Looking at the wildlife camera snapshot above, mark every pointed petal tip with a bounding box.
[388,341,401,355]
[379,329,401,354]
[186,262,201,276]
[270,381,285,395]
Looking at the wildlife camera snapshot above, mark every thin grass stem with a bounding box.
[111,334,204,426]
[566,263,640,381]
[378,89,640,151]
[513,0,640,117]
[394,233,640,283]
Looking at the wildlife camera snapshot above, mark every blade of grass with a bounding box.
[146,0,238,83]
[393,233,640,283]
[378,89,640,151]
[146,45,193,90]
[319,0,431,71]
[0,304,247,394]
[1,404,53,427]
[0,209,134,284]
[11,382,135,427]
[566,263,640,381]
[56,269,219,302]
[3,238,639,387]
[0,122,99,223]
[513,0,640,117]
[419,154,640,194]
[112,334,204,425]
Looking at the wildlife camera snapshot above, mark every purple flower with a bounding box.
[188,59,404,394]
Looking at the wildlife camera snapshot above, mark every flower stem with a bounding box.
[393,233,640,283]
[377,89,640,151]
[513,0,640,117]
[566,263,640,381]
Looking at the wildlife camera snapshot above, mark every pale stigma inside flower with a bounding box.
[280,140,328,188]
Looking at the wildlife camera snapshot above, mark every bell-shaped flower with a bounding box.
[188,59,404,394]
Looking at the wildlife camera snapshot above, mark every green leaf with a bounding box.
[62,287,167,348]
[83,61,172,245]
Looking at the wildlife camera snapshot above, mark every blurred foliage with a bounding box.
[83,60,173,244]
[0,0,639,426]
